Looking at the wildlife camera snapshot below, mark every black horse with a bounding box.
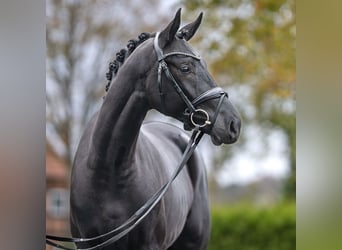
[70,9,241,250]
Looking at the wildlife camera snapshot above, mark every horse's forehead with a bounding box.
[167,39,199,55]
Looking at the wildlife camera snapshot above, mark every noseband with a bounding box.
[154,32,228,132]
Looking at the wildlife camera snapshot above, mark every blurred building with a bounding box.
[46,144,70,250]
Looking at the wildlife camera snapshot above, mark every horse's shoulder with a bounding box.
[142,121,188,140]
[142,120,186,132]
[141,121,207,187]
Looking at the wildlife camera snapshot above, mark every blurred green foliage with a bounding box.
[209,203,296,250]
[182,0,296,199]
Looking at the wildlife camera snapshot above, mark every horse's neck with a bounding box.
[89,71,148,176]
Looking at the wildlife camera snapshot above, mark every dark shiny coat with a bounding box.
[70,9,240,250]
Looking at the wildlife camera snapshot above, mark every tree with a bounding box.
[182,0,296,199]
[46,0,171,165]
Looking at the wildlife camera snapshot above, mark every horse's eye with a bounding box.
[180,65,190,73]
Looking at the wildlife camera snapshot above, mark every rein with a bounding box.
[46,32,228,250]
[46,129,204,250]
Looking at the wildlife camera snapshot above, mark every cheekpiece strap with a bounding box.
[154,32,164,61]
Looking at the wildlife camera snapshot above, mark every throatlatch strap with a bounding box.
[155,32,198,114]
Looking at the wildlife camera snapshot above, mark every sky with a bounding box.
[215,127,290,186]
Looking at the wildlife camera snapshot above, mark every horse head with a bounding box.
[142,9,241,145]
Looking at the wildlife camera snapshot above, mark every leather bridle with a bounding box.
[154,32,228,132]
[46,32,229,250]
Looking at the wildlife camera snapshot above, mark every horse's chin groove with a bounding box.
[210,135,223,146]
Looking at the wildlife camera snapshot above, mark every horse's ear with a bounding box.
[159,8,181,48]
[178,12,203,41]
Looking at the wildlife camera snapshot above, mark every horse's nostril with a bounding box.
[230,120,237,134]
[229,119,240,138]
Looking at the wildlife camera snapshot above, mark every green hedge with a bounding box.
[208,203,296,250]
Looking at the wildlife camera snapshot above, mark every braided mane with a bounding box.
[105,32,154,92]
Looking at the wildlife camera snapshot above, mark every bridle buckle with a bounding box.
[190,109,211,128]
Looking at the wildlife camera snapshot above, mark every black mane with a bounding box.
[105,32,154,92]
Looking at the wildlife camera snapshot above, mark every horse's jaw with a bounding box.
[209,120,240,145]
[210,134,223,146]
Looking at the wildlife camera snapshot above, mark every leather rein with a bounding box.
[46,33,228,250]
